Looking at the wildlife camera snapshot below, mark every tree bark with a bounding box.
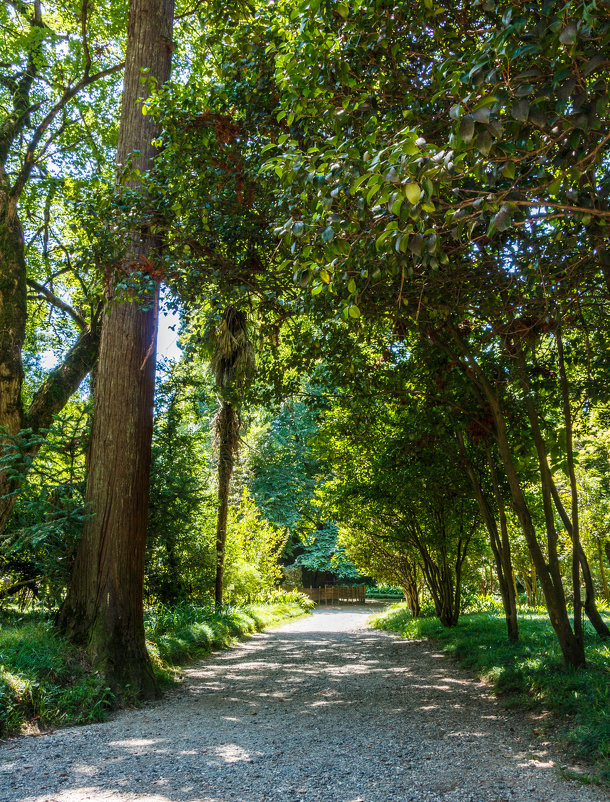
[486,386,585,666]
[57,0,175,699]
[0,189,27,518]
[215,402,236,607]
[550,481,610,638]
[486,445,519,640]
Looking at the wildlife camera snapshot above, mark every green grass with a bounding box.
[0,608,115,736]
[0,599,309,737]
[370,604,610,778]
[144,600,309,668]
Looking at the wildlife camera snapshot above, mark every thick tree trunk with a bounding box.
[57,0,175,699]
[57,299,159,695]
[215,402,236,607]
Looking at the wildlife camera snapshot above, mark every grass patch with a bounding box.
[0,599,309,738]
[144,600,308,669]
[0,607,114,736]
[370,604,610,778]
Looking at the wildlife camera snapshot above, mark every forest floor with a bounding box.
[0,607,608,802]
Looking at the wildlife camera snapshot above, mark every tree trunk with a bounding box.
[57,0,175,699]
[486,445,519,641]
[550,481,610,638]
[439,327,584,667]
[457,430,518,641]
[599,539,609,601]
[0,193,27,521]
[400,559,420,617]
[215,402,236,607]
[488,391,584,666]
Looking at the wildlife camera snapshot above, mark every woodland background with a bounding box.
[0,0,609,776]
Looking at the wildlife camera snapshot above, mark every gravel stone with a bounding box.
[0,607,607,801]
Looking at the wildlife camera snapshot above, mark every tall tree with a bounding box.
[210,306,254,606]
[57,0,175,698]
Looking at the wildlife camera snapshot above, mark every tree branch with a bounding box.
[26,278,87,329]
[9,62,124,203]
[25,324,100,433]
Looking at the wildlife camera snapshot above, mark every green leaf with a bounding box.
[409,233,423,256]
[472,107,491,124]
[559,22,577,45]
[348,278,357,294]
[584,54,606,76]
[321,226,335,243]
[476,130,493,156]
[348,305,361,318]
[492,205,512,232]
[385,166,401,183]
[391,195,404,216]
[511,100,530,122]
[337,2,349,18]
[404,183,422,204]
[350,174,369,193]
[459,116,475,143]
[376,230,392,250]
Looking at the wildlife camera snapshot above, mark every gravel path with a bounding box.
[1,608,608,802]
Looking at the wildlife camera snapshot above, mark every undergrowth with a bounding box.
[0,598,309,737]
[370,604,610,779]
[144,599,310,669]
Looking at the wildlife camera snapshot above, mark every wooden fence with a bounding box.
[301,585,366,605]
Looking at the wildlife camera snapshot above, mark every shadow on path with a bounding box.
[0,608,605,802]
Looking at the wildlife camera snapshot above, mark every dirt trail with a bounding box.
[0,608,607,802]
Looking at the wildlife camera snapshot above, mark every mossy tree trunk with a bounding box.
[57,0,175,699]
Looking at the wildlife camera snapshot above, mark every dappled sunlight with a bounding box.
[109,739,166,749]
[2,610,596,802]
[213,744,253,764]
[22,790,178,802]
